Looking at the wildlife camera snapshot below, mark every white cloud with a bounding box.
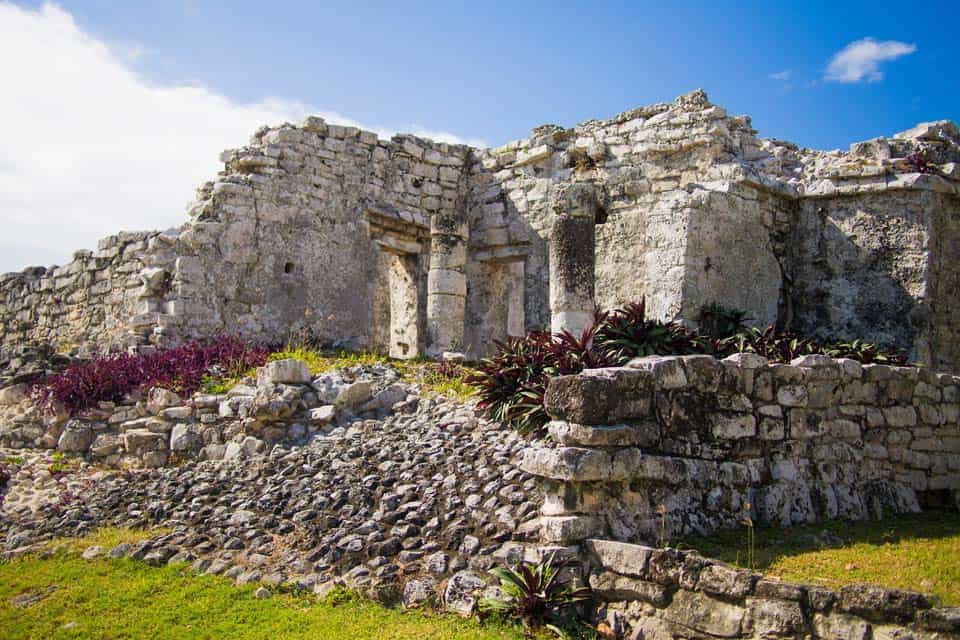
[825,37,917,83]
[0,3,484,273]
[770,70,792,81]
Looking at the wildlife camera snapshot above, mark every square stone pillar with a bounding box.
[550,184,597,336]
[427,212,468,356]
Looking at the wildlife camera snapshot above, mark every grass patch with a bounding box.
[41,527,170,556]
[679,511,960,604]
[0,529,523,640]
[206,348,478,401]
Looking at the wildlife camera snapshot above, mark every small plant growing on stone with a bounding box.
[33,335,270,415]
[741,502,756,571]
[822,338,908,365]
[480,552,593,638]
[657,503,668,548]
[906,150,933,174]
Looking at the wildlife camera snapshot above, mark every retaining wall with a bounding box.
[521,354,960,546]
[586,539,960,639]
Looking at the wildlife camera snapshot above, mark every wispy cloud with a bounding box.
[770,70,792,81]
[825,37,917,83]
[0,2,485,272]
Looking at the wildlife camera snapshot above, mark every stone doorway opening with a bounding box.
[365,207,430,359]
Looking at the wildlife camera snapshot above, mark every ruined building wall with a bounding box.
[168,122,473,354]
[0,90,957,368]
[0,231,175,355]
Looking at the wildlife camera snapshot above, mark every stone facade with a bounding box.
[586,539,960,640]
[1,90,959,368]
[521,354,960,546]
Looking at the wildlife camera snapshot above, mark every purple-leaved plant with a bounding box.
[33,335,270,415]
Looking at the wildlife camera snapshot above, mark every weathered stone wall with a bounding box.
[586,538,960,640]
[0,230,176,355]
[1,91,957,367]
[786,186,960,365]
[169,123,473,353]
[521,354,960,546]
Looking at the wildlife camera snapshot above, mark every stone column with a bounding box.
[550,184,596,336]
[426,210,468,356]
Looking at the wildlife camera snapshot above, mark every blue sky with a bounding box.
[35,0,959,149]
[1,1,958,271]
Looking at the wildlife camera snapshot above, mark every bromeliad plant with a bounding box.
[594,300,703,363]
[469,323,618,434]
[33,335,270,415]
[823,338,908,366]
[472,298,909,432]
[480,553,593,639]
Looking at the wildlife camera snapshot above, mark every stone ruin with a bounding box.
[2,90,960,639]
[1,88,958,369]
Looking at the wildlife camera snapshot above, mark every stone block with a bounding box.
[746,597,804,637]
[547,420,646,447]
[519,446,641,482]
[537,515,602,544]
[627,356,688,389]
[722,353,769,369]
[839,583,931,624]
[777,384,808,407]
[123,428,168,455]
[584,539,651,577]
[333,381,373,411]
[882,406,917,427]
[697,564,757,598]
[662,590,747,638]
[813,613,871,640]
[588,571,670,606]
[544,374,615,423]
[146,387,182,413]
[0,383,28,405]
[710,413,756,440]
[57,420,93,453]
[257,359,312,386]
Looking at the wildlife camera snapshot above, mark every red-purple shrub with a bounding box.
[32,335,270,415]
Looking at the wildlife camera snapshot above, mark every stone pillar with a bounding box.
[550,184,596,336]
[426,211,468,356]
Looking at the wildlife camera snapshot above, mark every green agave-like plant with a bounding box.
[480,553,593,638]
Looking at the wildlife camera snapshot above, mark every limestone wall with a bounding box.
[0,230,175,355]
[586,539,960,640]
[1,90,958,367]
[786,180,960,367]
[168,122,473,352]
[521,354,960,546]
[477,90,792,328]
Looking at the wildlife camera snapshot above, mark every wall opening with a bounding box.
[469,259,525,358]
[283,261,295,274]
[388,253,421,359]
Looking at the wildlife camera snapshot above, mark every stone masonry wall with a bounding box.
[586,538,960,640]
[1,91,958,367]
[169,122,473,352]
[0,230,177,355]
[521,353,960,546]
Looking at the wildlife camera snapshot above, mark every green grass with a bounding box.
[0,529,524,640]
[269,348,478,400]
[679,511,960,605]
[205,348,478,401]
